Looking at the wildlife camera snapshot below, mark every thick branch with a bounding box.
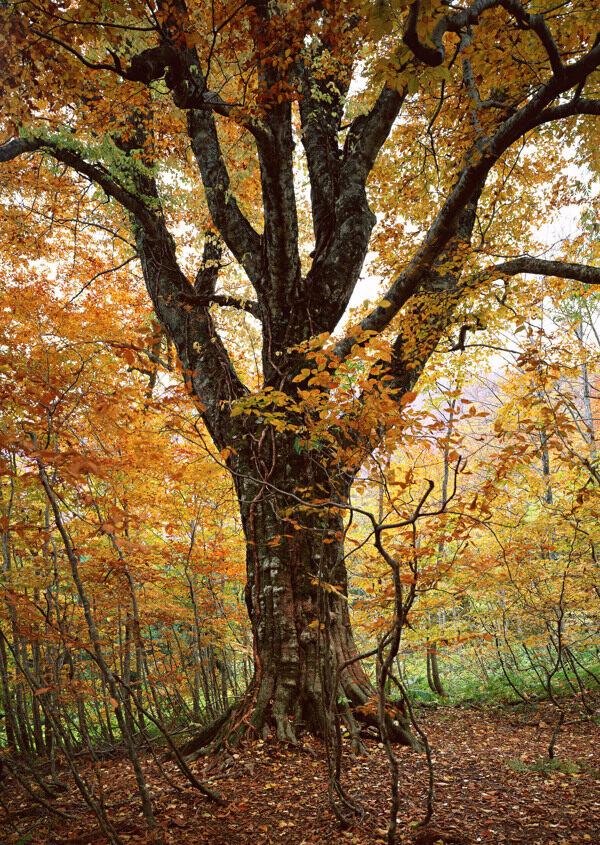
[486,257,600,285]
[0,136,44,161]
[187,108,262,286]
[253,102,302,326]
[384,195,481,397]
[195,231,223,295]
[342,86,406,184]
[405,0,499,67]
[296,54,347,261]
[403,1,445,67]
[404,0,565,77]
[111,117,249,442]
[133,217,247,443]
[126,43,242,117]
[534,97,600,125]
[302,86,406,334]
[498,0,566,80]
[189,232,260,317]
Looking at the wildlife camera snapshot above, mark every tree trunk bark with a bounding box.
[182,429,416,754]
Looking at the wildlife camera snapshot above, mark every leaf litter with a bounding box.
[2,699,599,844]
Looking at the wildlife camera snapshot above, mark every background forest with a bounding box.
[1,0,600,843]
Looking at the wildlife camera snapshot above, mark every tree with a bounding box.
[1,0,599,747]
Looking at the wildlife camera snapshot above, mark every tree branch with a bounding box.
[404,0,566,78]
[179,291,260,319]
[498,0,566,80]
[0,136,44,162]
[186,109,262,287]
[301,85,406,334]
[332,32,600,363]
[342,86,406,183]
[252,101,302,316]
[405,0,499,67]
[534,97,600,126]
[30,21,242,118]
[403,1,445,67]
[296,51,347,263]
[0,133,158,232]
[484,257,600,285]
[195,230,223,295]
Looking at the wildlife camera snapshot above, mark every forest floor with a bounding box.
[2,696,599,845]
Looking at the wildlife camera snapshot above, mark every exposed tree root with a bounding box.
[178,705,234,761]
[178,683,419,762]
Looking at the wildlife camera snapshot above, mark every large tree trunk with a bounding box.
[182,429,416,754]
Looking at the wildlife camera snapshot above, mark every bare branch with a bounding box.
[68,255,138,302]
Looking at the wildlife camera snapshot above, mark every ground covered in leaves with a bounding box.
[3,699,599,845]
